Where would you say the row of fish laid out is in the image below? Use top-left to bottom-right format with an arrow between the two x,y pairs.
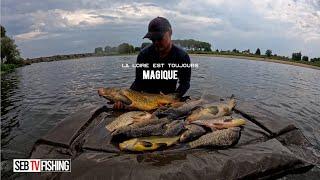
119,127 -> 242,151
100,88 -> 246,152
110,114 -> 245,151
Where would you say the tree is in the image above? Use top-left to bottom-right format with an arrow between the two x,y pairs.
172,39 -> 212,51
118,43 -> 134,54
111,47 -> 117,52
302,56 -> 309,61
232,48 -> 239,53
292,52 -> 302,61
1,36 -> 21,64
255,48 -> 261,55
134,47 -> 141,52
1,25 -> 6,37
265,49 -> 272,57
104,46 -> 112,53
310,57 -> 320,62
1,25 -> 23,64
94,47 -> 104,54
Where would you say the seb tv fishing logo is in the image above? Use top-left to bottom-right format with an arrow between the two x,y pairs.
13,159 -> 71,172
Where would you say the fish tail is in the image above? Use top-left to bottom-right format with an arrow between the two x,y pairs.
200,90 -> 208,100
199,90 -> 211,103
229,98 -> 236,109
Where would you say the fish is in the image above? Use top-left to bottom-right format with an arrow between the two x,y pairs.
111,118 -> 170,139
186,98 -> 236,122
106,111 -> 155,133
179,124 -> 207,143
188,127 -> 241,148
98,87 -> 181,111
98,87 -> 131,104
111,119 -> 185,139
153,97 -> 207,119
163,120 -> 185,136
119,136 -> 180,151
191,116 -> 246,130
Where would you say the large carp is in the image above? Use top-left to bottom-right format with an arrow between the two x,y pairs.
153,97 -> 207,119
188,127 -> 241,148
186,98 -> 236,122
191,116 -> 246,130
106,111 -> 155,133
112,119 -> 184,139
98,87 -> 181,111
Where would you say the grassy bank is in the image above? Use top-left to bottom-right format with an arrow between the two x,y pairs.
189,52 -> 320,70
25,52 -> 138,64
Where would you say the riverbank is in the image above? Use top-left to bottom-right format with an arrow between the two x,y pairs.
3,52 -> 319,73
190,53 -> 320,70
24,52 -> 138,64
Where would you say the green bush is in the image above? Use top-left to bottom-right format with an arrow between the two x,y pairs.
1,63 -> 18,72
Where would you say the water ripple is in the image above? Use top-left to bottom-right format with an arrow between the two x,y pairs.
1,55 -> 320,166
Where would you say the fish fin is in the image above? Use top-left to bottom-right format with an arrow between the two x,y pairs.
180,96 -> 191,102
132,117 -> 141,123
139,141 -> 153,147
212,122 -> 225,129
171,102 -> 184,108
200,90 -> 208,100
223,118 -> 233,122
228,98 -> 236,109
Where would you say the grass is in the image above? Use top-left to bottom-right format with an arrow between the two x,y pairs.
1,63 -> 19,74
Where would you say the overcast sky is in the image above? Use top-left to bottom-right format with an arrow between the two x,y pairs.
1,0 -> 320,58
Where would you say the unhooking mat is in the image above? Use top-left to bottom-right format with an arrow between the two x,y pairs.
28,97 -> 319,180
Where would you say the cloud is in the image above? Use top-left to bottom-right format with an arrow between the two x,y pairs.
251,0 -> 320,42
2,0 -> 320,58
11,3 -> 223,41
15,31 -> 48,41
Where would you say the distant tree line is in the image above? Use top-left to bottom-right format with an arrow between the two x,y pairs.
291,52 -> 320,62
173,39 -> 212,51
310,57 -> 320,62
94,39 -> 213,55
93,40 -> 319,65
211,47 -> 319,63
94,43 -> 136,55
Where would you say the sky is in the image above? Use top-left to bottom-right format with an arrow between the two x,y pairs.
1,0 -> 320,58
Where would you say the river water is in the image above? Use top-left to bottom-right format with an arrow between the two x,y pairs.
1,55 -> 320,178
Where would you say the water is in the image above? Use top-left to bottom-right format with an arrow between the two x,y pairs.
1,55 -> 320,177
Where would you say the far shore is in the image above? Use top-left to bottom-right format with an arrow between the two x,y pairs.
190,53 -> 320,70
18,52 -> 320,71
